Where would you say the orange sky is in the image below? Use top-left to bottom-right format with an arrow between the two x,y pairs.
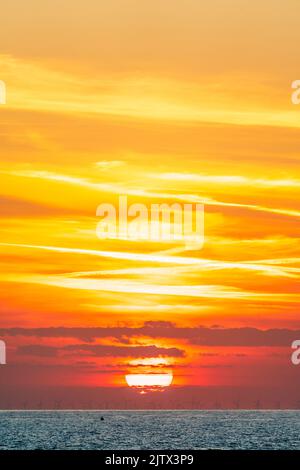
0,1 -> 299,406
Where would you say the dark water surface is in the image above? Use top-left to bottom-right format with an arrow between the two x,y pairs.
0,410 -> 299,450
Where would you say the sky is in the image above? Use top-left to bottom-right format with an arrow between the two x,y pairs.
0,0 -> 300,408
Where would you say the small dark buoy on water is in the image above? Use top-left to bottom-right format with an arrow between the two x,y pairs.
101,416 -> 104,421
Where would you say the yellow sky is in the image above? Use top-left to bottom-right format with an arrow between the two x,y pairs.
0,1 -> 299,391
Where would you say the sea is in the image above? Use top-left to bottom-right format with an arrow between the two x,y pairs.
0,410 -> 299,450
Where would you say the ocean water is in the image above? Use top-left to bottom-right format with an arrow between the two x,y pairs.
0,410 -> 299,450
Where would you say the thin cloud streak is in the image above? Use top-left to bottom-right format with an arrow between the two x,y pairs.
2,271 -> 299,302
2,54 -> 300,129
4,169 -> 300,219
1,243 -> 299,278
158,172 -> 300,188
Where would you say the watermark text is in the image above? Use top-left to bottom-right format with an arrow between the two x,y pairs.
0,80 -> 6,105
96,196 -> 204,249
0,340 -> 6,365
291,80 -> 300,105
291,340 -> 300,365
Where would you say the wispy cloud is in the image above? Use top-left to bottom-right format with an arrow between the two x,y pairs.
1,243 -> 299,278
1,269 -> 299,302
5,168 -> 300,219
2,54 -> 300,129
158,172 -> 300,188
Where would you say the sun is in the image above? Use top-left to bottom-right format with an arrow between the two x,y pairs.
125,373 -> 173,393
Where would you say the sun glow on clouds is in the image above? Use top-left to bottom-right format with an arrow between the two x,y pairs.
129,358 -> 170,367
125,373 -> 173,393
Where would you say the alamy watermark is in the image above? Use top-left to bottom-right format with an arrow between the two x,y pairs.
0,80 -> 6,105
291,80 -> 300,105
96,196 -> 204,249
291,340 -> 300,365
0,340 -> 6,365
